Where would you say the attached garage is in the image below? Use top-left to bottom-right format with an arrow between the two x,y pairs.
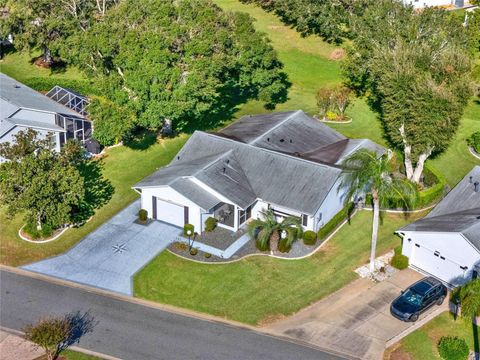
410,242 -> 467,285
153,196 -> 187,228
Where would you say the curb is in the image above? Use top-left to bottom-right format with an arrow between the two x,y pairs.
0,265 -> 356,360
18,225 -> 69,244
0,326 -> 121,360
469,146 -> 480,160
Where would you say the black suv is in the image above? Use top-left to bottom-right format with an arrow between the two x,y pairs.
390,277 -> 447,322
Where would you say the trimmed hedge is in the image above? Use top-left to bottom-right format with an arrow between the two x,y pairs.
437,336 -> 469,360
138,209 -> 148,222
302,230 -> 317,246
204,217 -> 218,232
317,204 -> 353,240
391,246 -> 409,270
416,164 -> 447,208
23,77 -> 100,97
183,224 -> 194,237
190,248 -> 198,256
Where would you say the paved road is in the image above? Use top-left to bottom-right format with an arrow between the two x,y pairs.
0,270 -> 345,360
22,200 -> 179,295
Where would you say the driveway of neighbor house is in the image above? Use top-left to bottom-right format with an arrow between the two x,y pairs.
22,200 -> 180,295
266,269 -> 448,360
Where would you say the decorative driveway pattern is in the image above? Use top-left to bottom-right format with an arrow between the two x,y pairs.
22,200 -> 179,295
266,269 -> 447,360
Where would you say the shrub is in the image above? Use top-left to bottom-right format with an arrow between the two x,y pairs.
278,238 -> 292,253
467,131 -> 480,153
190,248 -> 198,256
23,77 -> 99,96
256,238 -> 269,252
437,336 -> 469,360
391,253 -> 409,270
23,222 -> 54,240
303,230 -> 317,245
183,224 -> 194,237
317,204 -> 353,240
138,209 -> 148,222
325,110 -> 338,121
204,217 -> 218,232
204,252 -> 212,258
173,242 -> 188,251
24,316 -> 72,360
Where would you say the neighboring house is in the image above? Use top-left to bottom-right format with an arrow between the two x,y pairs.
0,73 -> 98,162
397,166 -> 480,287
133,110 -> 384,234
403,0 -> 466,9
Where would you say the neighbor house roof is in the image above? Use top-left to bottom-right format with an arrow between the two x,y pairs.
399,166 -> 480,251
134,110 -> 385,213
0,73 -> 80,116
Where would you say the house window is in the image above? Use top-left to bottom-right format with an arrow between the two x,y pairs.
238,205 -> 252,225
301,214 -> 308,227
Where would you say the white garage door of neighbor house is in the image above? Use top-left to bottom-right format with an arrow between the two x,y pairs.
412,243 -> 465,284
155,199 -> 185,228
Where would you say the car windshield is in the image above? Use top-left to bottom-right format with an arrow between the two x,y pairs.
402,289 -> 423,306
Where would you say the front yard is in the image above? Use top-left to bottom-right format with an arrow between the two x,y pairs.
385,312 -> 479,360
0,135 -> 188,266
134,210 -> 423,325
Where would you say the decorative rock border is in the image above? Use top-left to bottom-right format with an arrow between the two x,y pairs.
469,146 -> 480,160
18,225 -> 69,244
313,115 -> 352,124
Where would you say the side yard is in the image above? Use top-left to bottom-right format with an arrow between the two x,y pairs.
134,210 -> 423,325
385,312 -> 479,360
0,135 -> 188,266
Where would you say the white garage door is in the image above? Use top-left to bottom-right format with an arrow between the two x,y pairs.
412,243 -> 465,284
155,198 -> 185,228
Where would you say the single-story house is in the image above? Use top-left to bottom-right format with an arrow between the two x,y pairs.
0,73 -> 99,162
133,110 -> 384,233
396,166 -> 480,287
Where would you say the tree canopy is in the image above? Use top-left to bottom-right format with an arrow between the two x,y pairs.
63,0 -> 289,145
240,0 -> 373,43
343,0 -> 473,183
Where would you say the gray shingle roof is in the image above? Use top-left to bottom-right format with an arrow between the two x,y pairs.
427,166 -> 480,218
6,117 -> 65,132
0,73 -> 80,116
169,178 -> 220,210
135,131 -> 342,214
0,119 -> 16,138
399,166 -> 480,251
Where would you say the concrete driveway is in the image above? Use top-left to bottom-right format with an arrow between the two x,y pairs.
266,269 -> 448,360
22,200 -> 180,295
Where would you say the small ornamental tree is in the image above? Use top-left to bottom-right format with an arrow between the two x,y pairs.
24,316 -> 72,360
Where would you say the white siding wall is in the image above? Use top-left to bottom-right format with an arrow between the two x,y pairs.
313,179 -> 346,232
402,231 -> 480,285
140,187 -> 203,232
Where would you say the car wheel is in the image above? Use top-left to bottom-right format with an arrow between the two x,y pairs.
436,296 -> 445,306
410,313 -> 419,322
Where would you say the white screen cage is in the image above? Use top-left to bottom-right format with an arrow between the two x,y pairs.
46,86 -> 89,116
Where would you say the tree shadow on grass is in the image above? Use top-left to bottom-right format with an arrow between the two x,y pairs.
124,129 -> 157,151
71,158 -> 114,225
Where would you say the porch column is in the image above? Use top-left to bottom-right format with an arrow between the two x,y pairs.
234,206 -> 239,231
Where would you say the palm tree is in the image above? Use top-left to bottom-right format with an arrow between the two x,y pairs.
451,278 -> 480,357
339,149 -> 415,273
247,209 -> 302,253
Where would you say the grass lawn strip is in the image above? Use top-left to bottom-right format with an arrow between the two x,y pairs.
386,312 -> 479,360
134,210 -> 423,325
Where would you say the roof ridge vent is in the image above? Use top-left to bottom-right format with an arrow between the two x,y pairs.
474,181 -> 479,193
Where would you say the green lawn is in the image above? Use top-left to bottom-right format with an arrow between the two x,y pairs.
0,135 -> 188,266
386,312 -> 479,360
60,349 -> 104,360
0,51 -> 83,83
134,210 -> 421,325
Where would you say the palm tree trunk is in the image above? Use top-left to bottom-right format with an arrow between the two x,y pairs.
370,190 -> 380,273
473,317 -> 479,360
270,230 -> 279,253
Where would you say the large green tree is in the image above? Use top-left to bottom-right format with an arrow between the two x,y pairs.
0,130 -> 84,230
240,0 -> 372,44
64,0 -> 288,145
340,149 -> 415,272
344,0 -> 473,184
0,0 -> 116,64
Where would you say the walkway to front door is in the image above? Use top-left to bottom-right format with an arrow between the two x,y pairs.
22,200 -> 180,295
